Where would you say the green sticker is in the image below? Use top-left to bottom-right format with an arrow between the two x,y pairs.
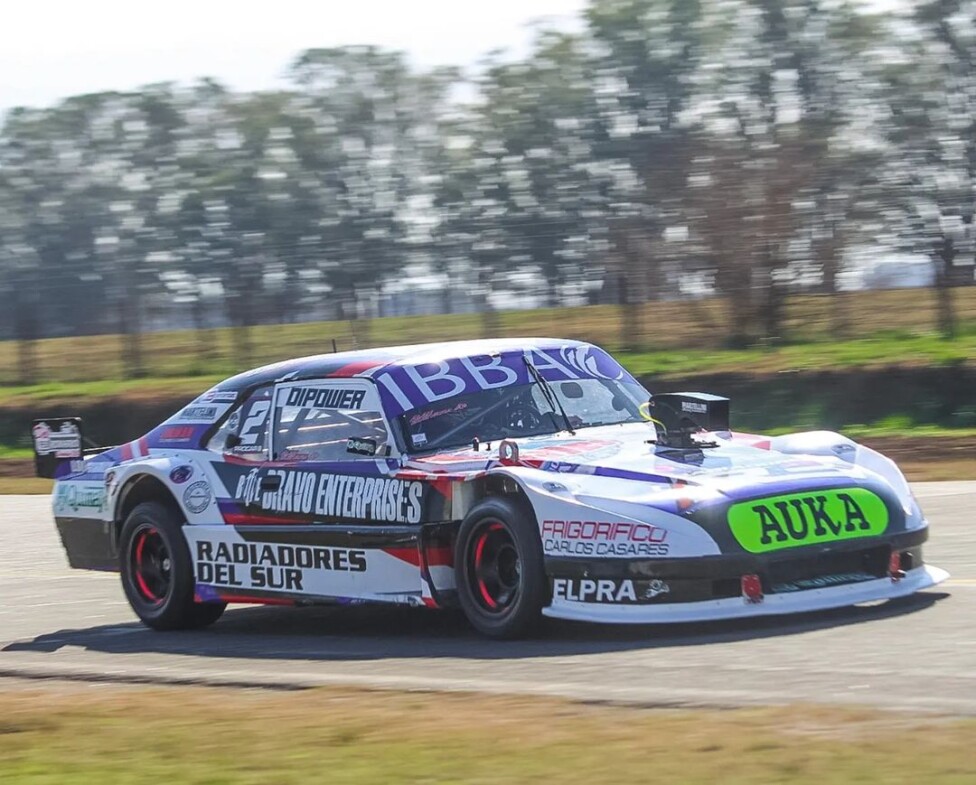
727,488 -> 889,554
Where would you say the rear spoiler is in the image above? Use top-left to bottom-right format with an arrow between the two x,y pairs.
31,418 -> 112,479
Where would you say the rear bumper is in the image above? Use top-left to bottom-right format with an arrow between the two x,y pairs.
544,564 -> 949,624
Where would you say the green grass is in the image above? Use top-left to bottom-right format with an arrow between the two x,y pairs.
1,684 -> 975,784
0,331 -> 974,409
0,376 -> 223,407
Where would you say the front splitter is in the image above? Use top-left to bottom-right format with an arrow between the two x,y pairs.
542,565 -> 949,624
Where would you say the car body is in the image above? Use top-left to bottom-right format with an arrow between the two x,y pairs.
35,338 -> 948,637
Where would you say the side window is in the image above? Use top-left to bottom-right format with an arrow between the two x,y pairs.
207,386 -> 273,462
273,382 -> 390,462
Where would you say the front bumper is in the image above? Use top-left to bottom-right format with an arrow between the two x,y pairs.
544,564 -> 948,624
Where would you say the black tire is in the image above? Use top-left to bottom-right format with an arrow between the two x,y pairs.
455,495 -> 546,639
119,501 -> 226,631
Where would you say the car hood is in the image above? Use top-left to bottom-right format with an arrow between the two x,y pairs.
406,424 -> 920,557
406,422 -> 875,494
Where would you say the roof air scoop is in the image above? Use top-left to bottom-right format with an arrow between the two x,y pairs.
649,392 -> 730,450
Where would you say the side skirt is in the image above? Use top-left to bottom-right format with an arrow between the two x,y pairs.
55,516 -> 117,571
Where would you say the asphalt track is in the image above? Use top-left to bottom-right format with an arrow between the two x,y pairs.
1,484 -> 974,713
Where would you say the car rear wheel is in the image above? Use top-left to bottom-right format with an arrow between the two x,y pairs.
455,495 -> 546,639
120,501 -> 225,630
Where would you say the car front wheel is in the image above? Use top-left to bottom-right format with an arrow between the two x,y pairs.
455,495 -> 546,639
119,501 -> 225,630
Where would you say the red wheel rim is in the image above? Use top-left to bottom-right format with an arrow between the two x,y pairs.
470,521 -> 520,613
131,526 -> 171,606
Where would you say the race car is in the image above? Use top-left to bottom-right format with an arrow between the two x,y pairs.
34,338 -> 948,638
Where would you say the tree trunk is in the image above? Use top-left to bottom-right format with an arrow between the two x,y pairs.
758,244 -> 785,344
343,289 -> 373,349
818,230 -> 848,339
232,319 -> 252,369
618,271 -> 642,353
935,237 -> 957,339
118,279 -> 145,379
13,296 -> 38,385
192,296 -> 213,364
225,291 -> 252,369
479,294 -> 500,338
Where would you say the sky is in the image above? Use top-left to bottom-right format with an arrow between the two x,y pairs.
0,0 -> 587,113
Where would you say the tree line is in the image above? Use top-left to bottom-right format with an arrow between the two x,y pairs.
0,0 -> 973,381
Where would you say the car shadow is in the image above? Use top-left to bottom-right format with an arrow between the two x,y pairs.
4,591 -> 949,662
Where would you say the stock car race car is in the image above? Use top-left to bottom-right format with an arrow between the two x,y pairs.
34,338 -> 948,638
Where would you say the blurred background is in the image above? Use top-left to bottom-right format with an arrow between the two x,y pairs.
0,0 -> 974,465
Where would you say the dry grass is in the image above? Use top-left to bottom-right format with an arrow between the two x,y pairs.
4,287 -> 976,385
0,681 -> 974,784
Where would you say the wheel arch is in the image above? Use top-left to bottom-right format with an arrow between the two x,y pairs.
458,471 -> 537,524
113,474 -> 184,550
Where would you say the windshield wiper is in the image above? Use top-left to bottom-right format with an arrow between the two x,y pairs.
523,356 -> 576,436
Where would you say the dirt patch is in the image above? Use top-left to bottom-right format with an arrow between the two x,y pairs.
859,435 -> 976,480
0,459 -> 34,478
859,435 -> 976,464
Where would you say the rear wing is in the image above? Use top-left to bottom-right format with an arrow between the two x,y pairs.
31,418 -> 111,479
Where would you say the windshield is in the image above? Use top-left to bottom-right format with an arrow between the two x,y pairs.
400,378 -> 648,453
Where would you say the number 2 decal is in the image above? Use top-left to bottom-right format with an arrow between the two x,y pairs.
238,400 -> 271,446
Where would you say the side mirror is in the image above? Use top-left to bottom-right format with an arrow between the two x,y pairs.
225,432 -> 242,450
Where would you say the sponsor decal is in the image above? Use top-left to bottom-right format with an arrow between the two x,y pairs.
376,346 -> 637,414
539,461 -> 581,473
552,578 -> 671,604
772,572 -> 877,593
278,449 -> 313,462
234,468 -> 424,524
283,386 -> 366,410
681,401 -> 708,414
32,422 -> 51,453
727,488 -> 889,554
183,480 -> 212,514
643,579 -> 670,599
33,421 -> 82,458
227,410 -> 240,433
200,390 -> 238,403
179,405 -> 219,422
194,540 -> 367,593
160,425 -> 196,443
169,465 -> 194,484
408,401 -> 468,426
346,437 -> 377,457
542,519 -> 669,557
411,433 -> 428,447
54,482 -> 105,515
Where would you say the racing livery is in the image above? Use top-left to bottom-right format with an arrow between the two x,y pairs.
34,338 -> 948,638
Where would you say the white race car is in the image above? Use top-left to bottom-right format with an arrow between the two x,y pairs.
35,338 -> 948,638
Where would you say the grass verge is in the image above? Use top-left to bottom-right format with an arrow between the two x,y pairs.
2,332 -> 976,403
2,287 -> 976,389
0,478 -> 52,494
0,682 -> 974,784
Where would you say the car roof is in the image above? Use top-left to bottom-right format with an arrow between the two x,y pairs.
214,337 -> 593,393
